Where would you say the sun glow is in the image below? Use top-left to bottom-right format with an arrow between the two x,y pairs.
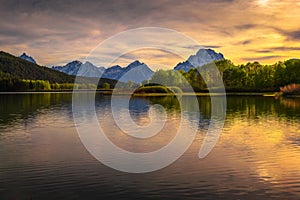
257,0 -> 269,6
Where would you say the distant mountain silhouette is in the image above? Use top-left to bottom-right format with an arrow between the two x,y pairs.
52,61 -> 105,77
52,60 -> 154,83
174,49 -> 224,72
19,52 -> 37,64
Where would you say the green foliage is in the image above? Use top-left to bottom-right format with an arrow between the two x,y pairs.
284,59 -> 300,84
182,68 -> 206,90
223,66 -> 247,88
23,80 -> 51,90
151,69 -> 188,87
134,85 -> 176,94
51,83 -> 97,90
148,58 -> 300,92
0,78 -> 51,91
103,82 -> 111,89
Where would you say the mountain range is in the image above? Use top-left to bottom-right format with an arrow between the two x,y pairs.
52,60 -> 154,83
52,61 -> 105,77
18,48 -> 225,83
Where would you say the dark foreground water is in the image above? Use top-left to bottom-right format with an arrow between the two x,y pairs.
0,93 -> 299,200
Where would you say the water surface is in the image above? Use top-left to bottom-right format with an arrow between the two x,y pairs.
0,93 -> 299,199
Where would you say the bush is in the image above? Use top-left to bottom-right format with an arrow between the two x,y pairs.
134,85 -> 178,94
280,84 -> 300,95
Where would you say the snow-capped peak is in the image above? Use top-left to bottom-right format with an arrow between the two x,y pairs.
174,48 -> 224,72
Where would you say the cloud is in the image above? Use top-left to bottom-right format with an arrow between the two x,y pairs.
252,47 -> 300,53
254,50 -> 272,53
235,24 -> 258,30
202,45 -> 223,49
241,39 -> 253,45
272,27 -> 300,41
0,0 -> 299,67
243,55 -> 282,61
281,30 -> 300,41
181,44 -> 222,50
272,46 -> 300,51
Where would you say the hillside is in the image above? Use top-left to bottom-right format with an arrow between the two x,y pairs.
0,51 -> 78,83
0,51 -> 118,87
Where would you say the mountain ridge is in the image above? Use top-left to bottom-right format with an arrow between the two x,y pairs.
174,49 -> 224,72
52,59 -> 154,83
19,52 -> 37,64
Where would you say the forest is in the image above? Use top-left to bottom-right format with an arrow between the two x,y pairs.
0,70 -> 114,91
148,58 -> 300,92
0,70 -> 116,91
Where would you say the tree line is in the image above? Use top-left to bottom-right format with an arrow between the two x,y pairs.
0,71 -> 115,91
148,58 -> 300,92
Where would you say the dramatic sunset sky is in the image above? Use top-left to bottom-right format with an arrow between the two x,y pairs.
0,0 -> 299,69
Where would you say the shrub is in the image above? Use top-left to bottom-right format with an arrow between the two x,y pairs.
280,84 -> 300,95
134,85 -> 172,94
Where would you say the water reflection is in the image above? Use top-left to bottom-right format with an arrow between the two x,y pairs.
0,93 -> 73,127
280,97 -> 300,110
0,93 -> 299,199
1,94 -> 300,127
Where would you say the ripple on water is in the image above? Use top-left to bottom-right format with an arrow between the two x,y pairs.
0,94 -> 299,199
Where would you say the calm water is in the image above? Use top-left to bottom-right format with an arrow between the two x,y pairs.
0,93 -> 299,200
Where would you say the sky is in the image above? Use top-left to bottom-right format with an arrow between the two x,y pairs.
0,0 -> 300,69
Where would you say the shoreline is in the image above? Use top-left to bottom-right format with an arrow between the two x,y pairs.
0,90 -> 297,97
